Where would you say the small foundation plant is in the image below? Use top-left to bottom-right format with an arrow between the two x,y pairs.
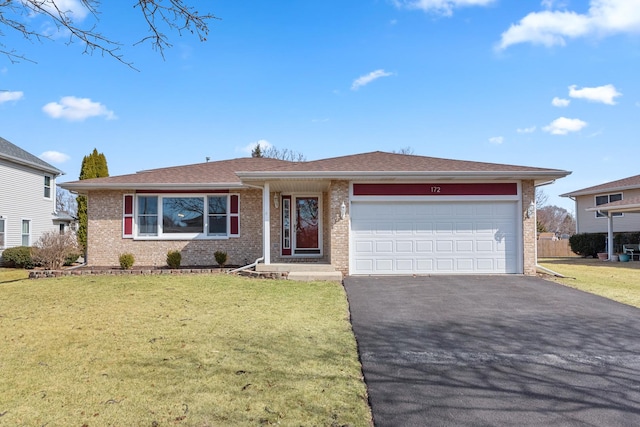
166,250 -> 182,269
119,253 -> 135,270
214,250 -> 228,268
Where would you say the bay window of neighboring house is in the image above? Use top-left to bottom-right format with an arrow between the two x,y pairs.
129,194 -> 239,239
595,193 -> 623,218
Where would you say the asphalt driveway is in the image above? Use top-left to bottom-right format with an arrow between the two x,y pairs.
344,275 -> 640,427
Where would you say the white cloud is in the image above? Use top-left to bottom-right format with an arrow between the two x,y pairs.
40,151 -> 70,164
568,84 -> 621,105
498,0 -> 640,50
37,0 -> 89,21
517,126 -> 537,133
241,139 -> 273,154
0,91 -> 24,103
393,0 -> 495,16
543,117 -> 587,135
42,96 -> 116,121
351,69 -> 394,90
552,97 -> 570,107
489,136 -> 504,144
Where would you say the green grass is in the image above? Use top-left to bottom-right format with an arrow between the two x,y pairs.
0,267 -> 30,283
539,257 -> 640,308
0,273 -> 372,426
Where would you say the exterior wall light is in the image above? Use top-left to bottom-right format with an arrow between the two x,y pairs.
273,193 -> 280,209
526,200 -> 536,219
340,201 -> 347,220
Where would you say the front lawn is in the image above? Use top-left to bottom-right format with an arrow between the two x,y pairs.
0,273 -> 372,426
538,257 -> 640,308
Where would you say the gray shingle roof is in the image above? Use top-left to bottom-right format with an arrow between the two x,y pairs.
0,136 -> 63,175
61,151 -> 571,193
560,174 -> 640,197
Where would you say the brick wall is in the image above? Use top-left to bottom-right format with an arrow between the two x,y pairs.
328,180 -> 349,275
522,180 -> 536,275
87,189 -> 263,267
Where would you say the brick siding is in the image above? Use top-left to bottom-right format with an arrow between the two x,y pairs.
522,180 -> 536,275
87,189 -> 263,267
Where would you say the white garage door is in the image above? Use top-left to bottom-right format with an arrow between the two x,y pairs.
351,201 -> 519,275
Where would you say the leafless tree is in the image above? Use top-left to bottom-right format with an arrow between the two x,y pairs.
392,146 -> 415,155
263,146 -> 307,162
56,188 -> 78,216
0,1 -> 218,67
537,205 -> 576,236
535,188 -> 549,208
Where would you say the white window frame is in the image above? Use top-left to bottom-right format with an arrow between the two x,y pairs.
22,219 -> 31,246
0,217 -> 5,249
595,193 -> 623,218
44,175 -> 53,199
134,194 -> 239,240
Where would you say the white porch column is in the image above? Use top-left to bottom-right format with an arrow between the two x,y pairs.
608,212 -> 614,261
263,182 -> 271,265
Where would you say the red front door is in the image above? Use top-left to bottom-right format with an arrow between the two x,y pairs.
295,197 -> 319,251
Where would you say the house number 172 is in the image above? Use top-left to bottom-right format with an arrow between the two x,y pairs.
431,186 -> 441,193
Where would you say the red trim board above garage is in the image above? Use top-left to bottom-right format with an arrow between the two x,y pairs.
352,183 -> 518,196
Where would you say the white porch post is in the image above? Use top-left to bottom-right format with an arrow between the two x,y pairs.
608,212 -> 614,261
263,182 -> 271,265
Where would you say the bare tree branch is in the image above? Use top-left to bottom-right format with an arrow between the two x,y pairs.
0,1 -> 218,68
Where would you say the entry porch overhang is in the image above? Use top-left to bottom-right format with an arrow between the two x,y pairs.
586,196 -> 640,260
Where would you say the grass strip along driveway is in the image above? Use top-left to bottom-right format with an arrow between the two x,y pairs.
0,272 -> 371,426
538,257 -> 640,308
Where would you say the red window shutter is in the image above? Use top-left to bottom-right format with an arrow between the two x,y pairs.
230,194 -> 239,236
230,194 -> 239,214
123,194 -> 134,238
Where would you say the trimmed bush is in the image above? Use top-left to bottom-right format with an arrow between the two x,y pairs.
214,250 -> 228,267
2,246 -> 34,269
119,253 -> 135,270
166,250 -> 182,269
64,253 -> 81,266
569,233 -> 606,258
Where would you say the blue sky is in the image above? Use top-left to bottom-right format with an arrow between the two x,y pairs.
1,0 -> 640,213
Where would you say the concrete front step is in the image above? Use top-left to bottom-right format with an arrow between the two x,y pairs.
254,263 -> 343,282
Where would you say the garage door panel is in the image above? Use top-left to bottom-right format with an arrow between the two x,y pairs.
436,258 -> 454,271
436,240 -> 454,252
436,222 -> 454,234
416,240 -> 433,252
351,201 -> 518,274
416,259 -> 434,271
396,259 -> 414,271
456,258 -> 475,271
355,240 -> 374,253
375,259 -> 394,271
396,240 -> 414,252
456,240 -> 474,252
375,240 -> 394,253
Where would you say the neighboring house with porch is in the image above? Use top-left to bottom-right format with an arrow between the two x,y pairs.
560,174 -> 640,234
61,151 -> 569,276
0,137 -> 64,255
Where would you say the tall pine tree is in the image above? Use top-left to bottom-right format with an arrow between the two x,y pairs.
77,149 -> 109,254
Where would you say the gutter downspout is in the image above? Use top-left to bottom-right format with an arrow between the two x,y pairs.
535,264 -> 566,278
228,256 -> 264,274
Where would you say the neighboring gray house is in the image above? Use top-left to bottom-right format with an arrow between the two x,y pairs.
0,137 -> 64,255
561,174 -> 640,234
